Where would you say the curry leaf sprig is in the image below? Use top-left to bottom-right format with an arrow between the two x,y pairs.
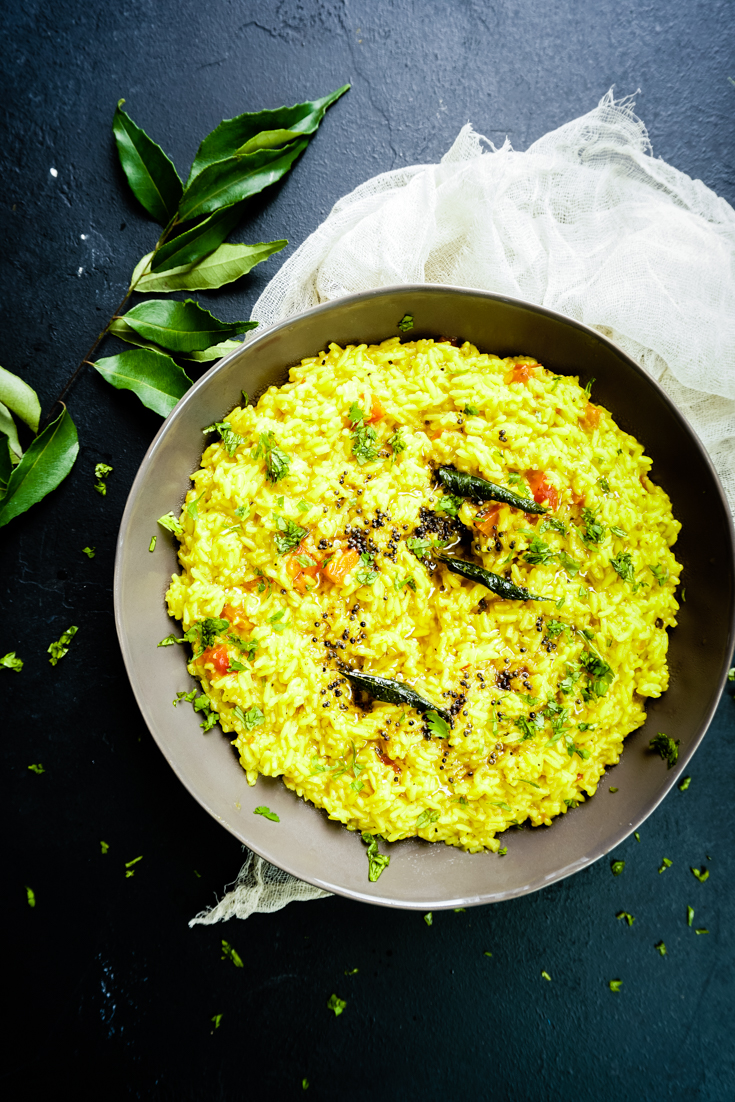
0,86 -> 348,529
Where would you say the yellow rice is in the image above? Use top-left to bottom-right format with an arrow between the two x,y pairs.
165,338 -> 681,853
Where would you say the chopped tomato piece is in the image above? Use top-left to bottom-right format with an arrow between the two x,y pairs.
475,504 -> 501,536
364,396 -> 385,423
324,547 -> 359,585
507,362 -> 536,385
525,470 -> 559,511
571,490 -> 586,507
375,743 -> 402,774
582,402 -> 600,428
200,645 -> 230,676
220,603 -> 249,631
288,534 -> 321,593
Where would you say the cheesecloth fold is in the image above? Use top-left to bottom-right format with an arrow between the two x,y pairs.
191,89 -> 735,926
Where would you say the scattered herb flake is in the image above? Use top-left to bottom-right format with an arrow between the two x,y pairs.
649,732 -> 680,768
524,535 -> 555,566
221,940 -> 244,968
610,551 -> 635,583
659,858 -> 673,873
691,866 -> 709,883
435,494 -> 462,518
327,994 -> 346,1016
695,928 -> 709,935
148,535 -> 156,551
617,911 -> 635,926
426,710 -> 451,739
202,420 -> 245,456
687,906 -> 694,927
100,841 -> 109,854
82,545 -> 95,558
558,551 -> 580,577
609,979 -> 622,992
609,786 -> 618,793
361,831 -> 390,881
610,525 -> 627,537
254,805 -> 279,822
1,651 -> 23,672
28,763 -> 44,774
26,886 -> 35,908
583,378 -> 595,398
233,704 -> 265,731
387,427 -> 407,454
211,1013 -> 223,1030
464,404 -> 480,416
349,404 -> 380,465
597,476 -> 610,493
634,832 -> 640,842
424,912 -> 433,926
48,625 -> 78,666
611,860 -> 625,876
580,506 -> 604,545
541,971 -> 552,982
94,462 -> 113,495
158,634 -> 184,647
679,776 -> 691,791
158,511 -> 183,536
397,314 -> 414,332
253,431 -> 291,482
484,951 -> 493,957
498,846 -> 508,856
344,968 -> 359,976
416,809 -> 440,829
187,492 -> 204,518
655,941 -> 667,957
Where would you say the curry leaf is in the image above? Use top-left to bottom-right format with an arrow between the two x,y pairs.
112,100 -> 183,223
178,140 -> 309,221
0,365 -> 41,433
0,401 -> 22,460
123,299 -> 251,353
135,241 -> 286,293
0,407 -> 78,529
184,339 -> 244,362
187,85 -> 350,182
92,349 -> 191,417
108,317 -> 164,352
150,205 -> 243,272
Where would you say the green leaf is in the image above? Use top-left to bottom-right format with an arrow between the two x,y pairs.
0,365 -> 41,433
237,128 -> 303,154
0,438 -> 14,487
150,205 -> 243,272
130,251 -> 154,289
178,140 -> 309,221
92,349 -> 192,417
187,85 -> 350,183
108,316 -> 163,352
184,339 -> 244,362
135,241 -> 286,293
0,407 -> 78,529
123,299 -> 251,353
0,400 -> 22,460
112,99 -> 183,223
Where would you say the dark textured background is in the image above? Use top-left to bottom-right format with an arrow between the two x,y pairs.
2,2 -> 734,1099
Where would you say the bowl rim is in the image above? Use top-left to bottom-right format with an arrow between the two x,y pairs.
113,283 -> 735,908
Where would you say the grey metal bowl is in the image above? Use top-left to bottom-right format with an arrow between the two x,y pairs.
114,285 -> 735,909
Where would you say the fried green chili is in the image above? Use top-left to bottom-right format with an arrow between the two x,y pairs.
436,466 -> 547,514
437,556 -> 548,601
343,669 -> 452,724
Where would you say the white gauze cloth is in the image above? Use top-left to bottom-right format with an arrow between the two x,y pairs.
192,90 -> 735,925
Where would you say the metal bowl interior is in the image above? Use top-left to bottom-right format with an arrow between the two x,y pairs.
114,286 -> 735,909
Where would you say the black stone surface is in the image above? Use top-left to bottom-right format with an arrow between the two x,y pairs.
2,2 -> 734,1098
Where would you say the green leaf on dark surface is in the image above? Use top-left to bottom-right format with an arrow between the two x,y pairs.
0,437 -> 15,487
135,241 -> 286,293
123,299 -> 250,354
0,407 -> 78,529
186,85 -> 350,183
107,316 -> 165,352
92,349 -> 192,417
237,128 -> 303,154
184,339 -> 244,362
112,100 -> 183,223
0,365 -> 41,433
150,206 -> 243,272
179,140 -> 309,222
0,401 -> 22,461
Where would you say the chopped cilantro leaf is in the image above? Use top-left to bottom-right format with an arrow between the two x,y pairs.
349,405 -> 380,465
610,525 -> 627,537
691,866 -> 709,883
649,562 -> 669,586
634,831 -> 640,842
464,404 -> 480,416
202,420 -> 245,456
609,786 -> 619,793
695,929 -> 709,935
580,507 -> 604,545
361,831 -> 390,881
148,535 -> 156,552
82,546 -> 95,558
545,619 -> 570,639
25,886 -> 35,908
610,551 -> 635,583
498,846 -> 508,856
484,951 -> 493,957
273,515 -> 308,555
233,704 -> 265,731
302,1078 -> 309,1090
426,711 -> 450,739
583,378 -> 595,398
211,1014 -> 223,1030
558,551 -> 580,577
436,494 -> 462,517
679,776 -> 691,791
227,658 -> 245,672
658,858 -> 673,874
687,906 -> 694,927
184,617 -> 229,654
221,940 -> 244,968
355,552 -> 378,586
387,427 -> 407,454
424,912 -> 433,926
187,492 -> 204,518
617,911 -> 635,926
564,799 -> 578,809
579,649 -> 614,698
234,504 -> 250,519
327,993 -> 346,1016
609,980 -> 622,992
649,732 -> 680,768
610,860 -> 625,876
597,476 -> 610,493
729,667 -> 735,681
540,517 -> 566,535
158,634 -> 184,647
394,576 -> 417,591
28,763 -> 44,774
541,971 -> 552,982
100,841 -> 109,854
158,511 -> 183,536
417,809 -> 440,829
655,941 -> 667,957
524,536 -> 555,565
296,500 -> 311,512
94,462 -> 113,495
48,625 -> 78,666
344,968 -> 359,976
397,314 -> 414,332
173,689 -> 197,706
252,431 -> 291,482
507,472 -> 531,497
1,651 -> 23,672
254,805 -> 280,822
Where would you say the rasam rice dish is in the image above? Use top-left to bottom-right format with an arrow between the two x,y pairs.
164,338 -> 681,854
